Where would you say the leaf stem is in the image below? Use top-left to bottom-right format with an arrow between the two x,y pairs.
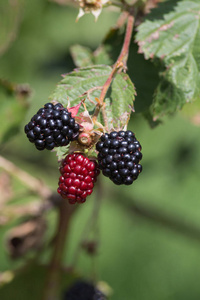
117,10 -> 135,68
98,11 -> 135,131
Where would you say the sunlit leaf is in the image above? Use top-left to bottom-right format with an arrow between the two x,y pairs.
136,0 -> 200,117
50,65 -> 135,132
104,73 -> 136,130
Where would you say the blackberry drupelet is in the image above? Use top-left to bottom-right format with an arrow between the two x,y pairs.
24,102 -> 80,150
63,280 -> 106,300
96,130 -> 142,185
58,153 -> 100,204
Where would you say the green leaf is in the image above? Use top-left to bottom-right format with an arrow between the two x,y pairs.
50,65 -> 136,131
104,73 -> 136,130
136,0 -> 200,117
93,46 -> 113,65
50,65 -> 112,114
70,44 -> 113,68
70,45 -> 94,68
54,145 -> 70,161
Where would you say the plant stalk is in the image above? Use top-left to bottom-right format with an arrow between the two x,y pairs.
42,200 -> 76,300
98,12 -> 135,130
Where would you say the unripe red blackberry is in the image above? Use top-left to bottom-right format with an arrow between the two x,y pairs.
24,102 -> 80,150
63,280 -> 106,300
96,130 -> 142,185
58,153 -> 100,204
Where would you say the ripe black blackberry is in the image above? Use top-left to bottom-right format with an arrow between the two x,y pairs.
63,280 -> 106,300
96,130 -> 142,185
24,102 -> 80,150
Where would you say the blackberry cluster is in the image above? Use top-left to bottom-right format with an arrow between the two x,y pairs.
63,280 -> 106,300
96,130 -> 142,185
24,102 -> 79,150
58,153 -> 100,204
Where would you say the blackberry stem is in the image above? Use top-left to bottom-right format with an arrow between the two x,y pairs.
97,11 -> 135,131
42,200 -> 77,300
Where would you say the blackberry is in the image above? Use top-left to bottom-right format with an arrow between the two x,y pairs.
58,153 -> 100,204
63,280 -> 106,300
24,102 -> 80,150
96,130 -> 142,185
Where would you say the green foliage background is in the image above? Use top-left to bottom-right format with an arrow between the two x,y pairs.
1,1 -> 200,299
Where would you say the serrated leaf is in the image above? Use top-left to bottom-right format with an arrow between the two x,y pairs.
50,65 -> 136,133
104,73 -> 136,130
136,0 -> 200,117
50,65 -> 112,114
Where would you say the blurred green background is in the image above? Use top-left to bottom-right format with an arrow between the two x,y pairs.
1,1 -> 200,299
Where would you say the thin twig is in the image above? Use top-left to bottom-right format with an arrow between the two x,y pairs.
0,156 -> 52,200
